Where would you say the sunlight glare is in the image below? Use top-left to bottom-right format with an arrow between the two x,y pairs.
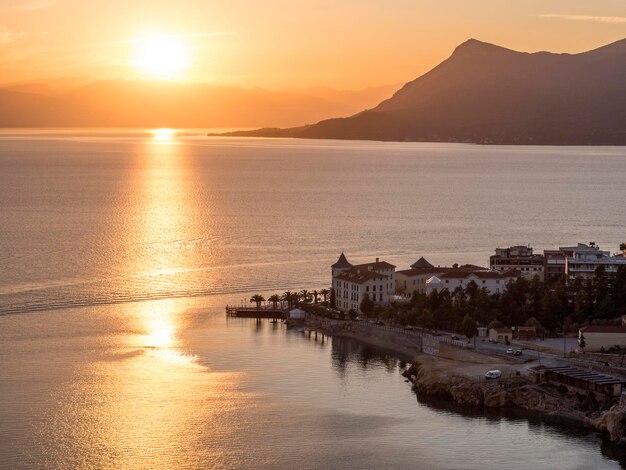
133,34 -> 189,79
152,128 -> 176,141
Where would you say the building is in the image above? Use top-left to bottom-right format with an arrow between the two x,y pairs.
490,245 -> 544,280
425,269 -> 518,296
543,244 -> 597,281
489,327 -> 513,343
516,326 -> 537,340
543,249 -> 570,281
543,366 -> 626,397
579,325 -> 626,352
331,253 -> 396,313
566,243 -> 626,281
395,257 -> 485,295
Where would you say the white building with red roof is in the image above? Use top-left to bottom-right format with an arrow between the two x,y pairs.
425,269 -> 518,295
395,257 -> 487,295
579,325 -> 626,352
331,253 -> 396,313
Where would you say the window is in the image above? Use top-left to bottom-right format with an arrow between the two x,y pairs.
482,280 -> 486,284
445,280 -> 449,284
373,285 -> 376,291
366,286 -> 369,292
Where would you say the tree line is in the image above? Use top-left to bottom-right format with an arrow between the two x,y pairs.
355,265 -> 626,337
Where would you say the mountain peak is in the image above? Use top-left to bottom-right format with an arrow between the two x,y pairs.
451,38 -> 517,57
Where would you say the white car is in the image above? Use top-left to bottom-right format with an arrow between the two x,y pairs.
506,348 -> 514,354
485,370 -> 502,379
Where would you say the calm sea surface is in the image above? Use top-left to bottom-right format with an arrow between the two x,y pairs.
1,130 -> 626,469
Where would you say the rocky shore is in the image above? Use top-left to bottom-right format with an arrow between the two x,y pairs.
403,359 -> 626,445
306,317 -> 626,446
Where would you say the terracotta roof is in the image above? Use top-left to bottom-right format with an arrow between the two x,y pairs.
410,257 -> 434,269
439,270 -> 517,280
492,327 -> 513,333
397,267 -> 454,277
580,325 -> 626,334
335,268 -> 389,285
331,252 -> 352,269
397,265 -> 489,277
351,261 -> 396,271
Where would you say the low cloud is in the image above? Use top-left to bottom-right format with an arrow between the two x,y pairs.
539,14 -> 626,24
0,26 -> 24,44
7,0 -> 55,11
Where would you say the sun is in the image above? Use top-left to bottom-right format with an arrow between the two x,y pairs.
133,33 -> 189,79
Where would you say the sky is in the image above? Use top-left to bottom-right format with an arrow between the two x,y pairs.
1,0 -> 626,90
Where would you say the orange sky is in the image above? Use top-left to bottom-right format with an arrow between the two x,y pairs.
1,0 -> 625,89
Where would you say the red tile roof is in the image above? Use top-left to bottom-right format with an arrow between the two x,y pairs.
492,327 -> 513,333
335,268 -> 389,285
352,261 -> 396,271
580,325 -> 626,334
397,265 -> 488,277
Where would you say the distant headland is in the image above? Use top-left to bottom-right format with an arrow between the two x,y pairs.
215,38 -> 626,145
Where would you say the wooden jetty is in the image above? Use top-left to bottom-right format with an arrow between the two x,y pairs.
225,305 -> 286,319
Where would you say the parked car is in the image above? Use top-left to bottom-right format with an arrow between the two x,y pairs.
506,348 -> 514,354
485,370 -> 502,379
376,321 -> 385,326
451,335 -> 460,340
404,325 -> 414,331
513,349 -> 522,356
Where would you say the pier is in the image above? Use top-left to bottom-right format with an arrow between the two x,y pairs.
225,305 -> 286,319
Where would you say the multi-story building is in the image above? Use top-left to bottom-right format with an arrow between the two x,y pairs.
395,257 -> 486,295
331,253 -> 396,313
566,243 -> 626,281
544,243 -> 604,281
490,245 -> 544,280
425,269 -> 518,296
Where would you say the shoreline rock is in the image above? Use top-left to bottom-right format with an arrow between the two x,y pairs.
308,320 -> 626,445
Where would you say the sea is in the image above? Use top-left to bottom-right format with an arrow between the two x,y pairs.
1,129 -> 626,469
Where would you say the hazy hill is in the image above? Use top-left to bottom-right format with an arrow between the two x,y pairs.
224,38 -> 626,144
0,80 -> 397,128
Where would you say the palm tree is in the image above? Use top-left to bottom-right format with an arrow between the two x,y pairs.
268,294 -> 281,310
250,294 -> 265,310
312,290 -> 320,304
282,291 -> 295,309
320,288 -> 330,303
299,289 -> 311,305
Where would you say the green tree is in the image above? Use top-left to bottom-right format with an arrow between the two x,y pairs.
418,308 -> 435,331
593,265 -> 609,310
579,332 -> 586,352
465,280 -> 479,302
268,294 -> 281,310
299,289 -> 311,304
282,291 -> 296,309
311,290 -> 320,304
462,314 -> 477,339
320,288 -> 330,303
360,294 -> 374,318
250,294 -> 265,310
611,266 -> 626,316
329,288 -> 336,309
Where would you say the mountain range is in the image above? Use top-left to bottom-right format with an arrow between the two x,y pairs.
222,38 -> 626,145
0,81 -> 397,129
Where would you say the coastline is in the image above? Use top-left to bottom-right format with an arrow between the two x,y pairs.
304,316 -> 626,447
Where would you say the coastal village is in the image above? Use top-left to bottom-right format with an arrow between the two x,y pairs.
331,242 -> 626,352
229,241 -> 626,444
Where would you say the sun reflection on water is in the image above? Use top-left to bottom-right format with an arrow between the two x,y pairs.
151,128 -> 175,142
